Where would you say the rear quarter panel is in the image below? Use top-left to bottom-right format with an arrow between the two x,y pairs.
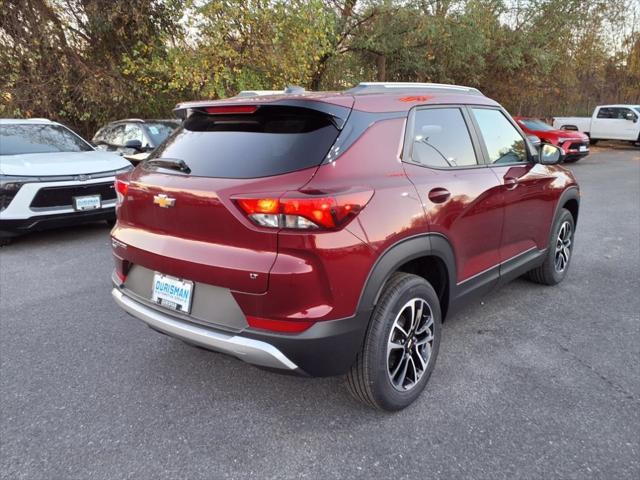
234,117 -> 428,322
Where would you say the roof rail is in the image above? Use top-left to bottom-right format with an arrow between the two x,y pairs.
113,118 -> 146,123
284,85 -> 305,94
234,86 -> 306,98
346,82 -> 484,96
235,90 -> 284,97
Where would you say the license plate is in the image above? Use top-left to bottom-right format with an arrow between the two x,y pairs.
579,145 -> 588,152
151,273 -> 194,314
73,194 -> 101,211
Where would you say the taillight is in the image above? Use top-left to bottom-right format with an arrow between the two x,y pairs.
233,190 -> 373,230
115,178 -> 128,205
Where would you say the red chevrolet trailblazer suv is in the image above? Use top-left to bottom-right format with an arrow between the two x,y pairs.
514,117 -> 590,163
111,82 -> 579,411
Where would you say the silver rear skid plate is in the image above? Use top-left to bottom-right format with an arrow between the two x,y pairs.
112,288 -> 298,371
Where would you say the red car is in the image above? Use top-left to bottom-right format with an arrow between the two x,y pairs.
111,83 -> 579,411
515,117 -> 590,163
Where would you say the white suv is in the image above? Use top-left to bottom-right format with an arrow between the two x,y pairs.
0,119 -> 131,245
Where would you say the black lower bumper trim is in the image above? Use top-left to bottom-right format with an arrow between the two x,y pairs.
241,309 -> 373,377
0,209 -> 115,237
113,281 -> 372,377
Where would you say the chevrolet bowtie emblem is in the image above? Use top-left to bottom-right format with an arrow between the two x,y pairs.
153,194 -> 176,208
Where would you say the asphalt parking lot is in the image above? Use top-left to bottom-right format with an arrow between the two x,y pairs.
1,145 -> 639,480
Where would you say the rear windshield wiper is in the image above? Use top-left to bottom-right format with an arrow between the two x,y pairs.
145,157 -> 191,174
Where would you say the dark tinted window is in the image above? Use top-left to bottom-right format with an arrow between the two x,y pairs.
612,107 -> 635,119
148,106 -> 340,178
595,107 -> 638,119
597,107 -> 613,119
410,108 -> 477,168
472,108 -> 527,164
0,124 -> 93,155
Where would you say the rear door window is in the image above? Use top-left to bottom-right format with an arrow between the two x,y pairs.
597,108 -> 613,119
408,107 -> 478,168
147,106 -> 340,178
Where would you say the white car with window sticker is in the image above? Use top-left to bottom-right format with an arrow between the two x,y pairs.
0,118 -> 132,245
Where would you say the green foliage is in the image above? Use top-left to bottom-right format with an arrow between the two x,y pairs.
1,0 -> 638,137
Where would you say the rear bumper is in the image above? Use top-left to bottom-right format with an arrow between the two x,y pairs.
0,209 -> 114,237
112,286 -> 370,376
112,288 -> 300,371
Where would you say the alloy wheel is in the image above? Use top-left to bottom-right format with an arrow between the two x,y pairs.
555,220 -> 572,273
386,298 -> 435,391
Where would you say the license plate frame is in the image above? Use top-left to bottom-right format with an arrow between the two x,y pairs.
151,273 -> 194,314
73,194 -> 101,211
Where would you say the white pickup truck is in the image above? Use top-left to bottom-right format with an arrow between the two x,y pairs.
553,104 -> 640,145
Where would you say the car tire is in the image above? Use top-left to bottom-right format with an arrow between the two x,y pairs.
346,272 -> 441,411
563,157 -> 580,163
0,237 -> 12,247
526,208 -> 575,285
105,219 -> 116,228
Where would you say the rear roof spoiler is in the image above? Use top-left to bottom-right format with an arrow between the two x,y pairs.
173,98 -> 352,129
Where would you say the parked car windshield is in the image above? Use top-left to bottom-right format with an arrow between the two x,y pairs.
0,124 -> 93,155
519,119 -> 555,131
145,121 -> 179,146
147,106 -> 340,178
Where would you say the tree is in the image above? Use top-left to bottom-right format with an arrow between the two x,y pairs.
1,0 -> 637,136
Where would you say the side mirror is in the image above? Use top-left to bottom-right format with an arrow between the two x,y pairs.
124,139 -> 143,151
625,112 -> 638,122
538,143 -> 563,165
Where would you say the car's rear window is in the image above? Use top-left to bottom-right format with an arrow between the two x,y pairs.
145,121 -> 179,146
146,106 -> 340,178
0,124 -> 93,155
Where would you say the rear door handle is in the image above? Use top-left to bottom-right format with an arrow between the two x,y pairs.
428,187 -> 451,204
